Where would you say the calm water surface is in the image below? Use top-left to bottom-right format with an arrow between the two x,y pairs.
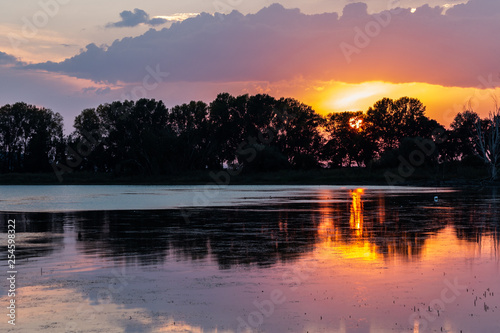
0,185 -> 499,333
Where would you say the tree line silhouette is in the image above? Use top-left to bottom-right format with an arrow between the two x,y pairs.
0,93 -> 498,179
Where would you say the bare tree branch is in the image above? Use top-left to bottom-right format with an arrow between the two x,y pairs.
469,100 -> 500,180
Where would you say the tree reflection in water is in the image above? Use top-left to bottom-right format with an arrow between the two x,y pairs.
1,188 -> 498,268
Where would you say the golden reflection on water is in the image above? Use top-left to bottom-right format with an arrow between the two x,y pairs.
316,187 -> 500,265
349,188 -> 364,237
317,188 -> 381,262
156,321 -> 205,332
413,319 -> 420,333
313,189 -> 499,333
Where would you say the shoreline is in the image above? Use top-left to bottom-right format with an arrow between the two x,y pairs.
0,168 -> 497,188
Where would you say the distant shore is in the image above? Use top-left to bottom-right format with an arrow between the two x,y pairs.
0,167 -> 496,188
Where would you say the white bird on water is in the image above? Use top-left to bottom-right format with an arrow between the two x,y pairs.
434,196 -> 438,202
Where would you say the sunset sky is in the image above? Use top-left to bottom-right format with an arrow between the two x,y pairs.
1,0 -> 500,131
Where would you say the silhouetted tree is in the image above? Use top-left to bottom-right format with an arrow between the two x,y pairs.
366,97 -> 435,153
440,110 -> 482,166
324,111 -> 376,167
0,102 -> 64,173
208,93 -> 246,167
208,94 -> 323,171
237,145 -> 290,172
169,101 -> 213,170
69,99 -> 174,176
69,108 -> 107,172
274,98 -> 324,169
5,94 -> 494,180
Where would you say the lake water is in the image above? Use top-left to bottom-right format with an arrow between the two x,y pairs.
0,185 -> 499,333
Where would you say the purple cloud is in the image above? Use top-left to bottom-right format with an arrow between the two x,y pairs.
106,8 -> 167,28
24,2 -> 500,89
0,51 -> 21,66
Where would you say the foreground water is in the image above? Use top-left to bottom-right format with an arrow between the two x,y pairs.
0,185 -> 499,332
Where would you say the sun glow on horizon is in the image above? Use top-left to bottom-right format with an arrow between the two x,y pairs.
349,117 -> 363,130
326,82 -> 389,112
294,80 -> 500,127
